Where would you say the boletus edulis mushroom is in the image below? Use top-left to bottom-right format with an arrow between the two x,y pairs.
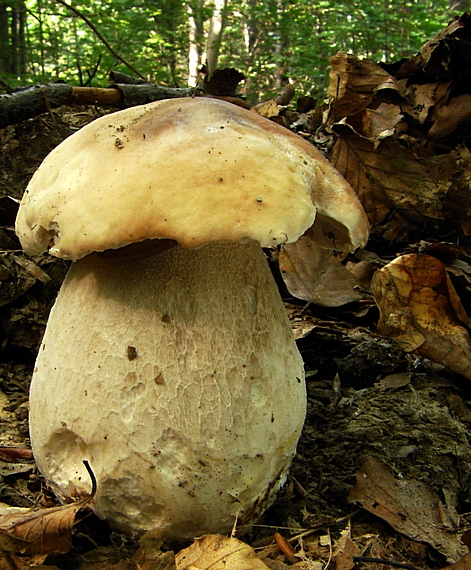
15,97 -> 369,541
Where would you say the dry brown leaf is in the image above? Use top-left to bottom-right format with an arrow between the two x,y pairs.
274,84 -> 295,106
335,103 -> 403,143
330,133 -> 462,241
13,255 -> 51,284
349,456 -> 466,562
429,94 -> 471,139
0,448 -> 33,461
0,461 -> 95,565
371,254 -> 471,379
333,536 -> 360,570
251,99 -> 280,119
251,85 -> 295,120
401,82 -> 441,124
175,534 -> 270,570
279,236 -> 362,307
328,52 -> 404,122
401,13 -> 471,82
443,551 -> 471,570
0,500 -> 89,564
127,548 -> 176,570
446,145 -> 471,237
126,531 -> 176,570
374,372 -> 412,391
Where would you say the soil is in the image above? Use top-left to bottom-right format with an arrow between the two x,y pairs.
1,108 -> 470,569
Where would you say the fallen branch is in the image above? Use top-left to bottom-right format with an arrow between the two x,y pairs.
0,83 -> 193,129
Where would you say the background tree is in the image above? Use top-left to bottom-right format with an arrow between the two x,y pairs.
0,0 -> 469,102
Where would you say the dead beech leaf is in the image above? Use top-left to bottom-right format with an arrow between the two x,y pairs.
279,236 -> 362,307
251,99 -> 279,119
0,461 -> 95,564
333,536 -> 360,570
328,51 -> 404,122
401,82 -> 440,124
371,254 -> 471,379
252,85 -> 295,119
443,552 -> 471,570
349,456 -> 466,562
175,534 -> 269,570
446,145 -> 471,237
429,93 -> 471,139
13,255 -> 51,284
0,498 -> 91,564
403,13 -> 470,83
335,103 -> 403,143
274,84 -> 295,106
330,133 -> 462,241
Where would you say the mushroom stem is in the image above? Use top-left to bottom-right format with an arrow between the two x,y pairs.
30,239 -> 306,540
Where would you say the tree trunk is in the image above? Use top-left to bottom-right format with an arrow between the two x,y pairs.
205,0 -> 226,76
11,0 -> 26,76
241,0 -> 259,96
36,0 -> 45,77
274,0 -> 287,90
0,2 -> 10,74
187,0 -> 204,87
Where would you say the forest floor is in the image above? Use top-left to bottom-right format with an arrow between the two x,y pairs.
0,106 -> 470,570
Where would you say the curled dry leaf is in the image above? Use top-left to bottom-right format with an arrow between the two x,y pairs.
252,85 -> 295,119
328,51 -> 404,123
0,501 -> 88,564
0,461 -> 95,565
371,254 -> 471,380
429,93 -> 471,139
330,132 -> 464,242
251,98 -> 280,119
279,233 -> 362,307
175,534 -> 270,570
325,37 -> 471,243
349,456 -> 466,562
395,13 -> 471,84
335,103 -> 403,143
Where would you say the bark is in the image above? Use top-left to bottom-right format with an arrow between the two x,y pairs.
241,0 -> 260,96
0,84 -> 193,129
274,0 -> 287,90
205,0 -> 227,76
187,1 -> 204,87
11,0 -> 26,76
0,2 -> 9,74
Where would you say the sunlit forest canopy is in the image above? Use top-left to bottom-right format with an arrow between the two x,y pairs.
0,0 -> 469,102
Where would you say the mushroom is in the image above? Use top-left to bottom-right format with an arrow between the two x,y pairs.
15,97 -> 369,540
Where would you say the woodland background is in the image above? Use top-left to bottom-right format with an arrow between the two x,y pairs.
0,0 -> 470,102
4,1 -> 471,568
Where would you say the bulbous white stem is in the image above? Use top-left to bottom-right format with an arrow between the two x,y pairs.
29,240 -> 306,540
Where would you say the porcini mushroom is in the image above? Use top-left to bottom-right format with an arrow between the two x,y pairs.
16,97 -> 369,540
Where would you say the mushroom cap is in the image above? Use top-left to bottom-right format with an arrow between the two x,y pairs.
16,97 -> 369,261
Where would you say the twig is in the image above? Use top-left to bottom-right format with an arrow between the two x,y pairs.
39,86 -> 57,125
324,527 -> 333,569
274,532 -> 300,565
353,556 -> 420,570
55,0 -> 146,81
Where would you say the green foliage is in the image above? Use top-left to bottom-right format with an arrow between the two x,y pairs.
21,0 -> 189,85
1,0 -> 468,101
220,0 -> 467,101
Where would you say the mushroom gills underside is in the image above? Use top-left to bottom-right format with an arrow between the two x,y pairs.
29,239 -> 306,540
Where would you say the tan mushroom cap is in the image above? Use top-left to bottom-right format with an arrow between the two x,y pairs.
16,97 -> 369,261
